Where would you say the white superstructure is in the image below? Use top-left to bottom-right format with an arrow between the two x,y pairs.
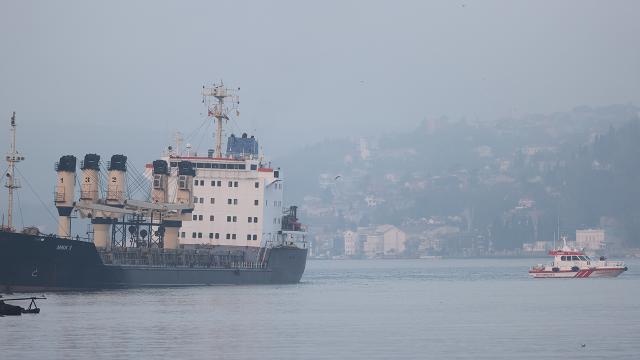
165,155 -> 285,248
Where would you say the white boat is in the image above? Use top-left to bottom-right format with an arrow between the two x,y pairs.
529,240 -> 627,278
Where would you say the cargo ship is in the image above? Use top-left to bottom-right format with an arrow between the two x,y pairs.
0,82 -> 308,291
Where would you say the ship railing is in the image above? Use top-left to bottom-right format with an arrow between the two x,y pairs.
106,189 -> 123,201
97,247 -> 268,269
80,190 -> 98,200
601,260 -> 625,267
54,187 -> 65,202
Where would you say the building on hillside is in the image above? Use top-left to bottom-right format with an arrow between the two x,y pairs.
344,230 -> 358,256
576,229 -> 605,251
522,241 -> 552,254
343,225 -> 406,258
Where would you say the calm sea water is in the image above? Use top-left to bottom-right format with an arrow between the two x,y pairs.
2,258 -> 640,360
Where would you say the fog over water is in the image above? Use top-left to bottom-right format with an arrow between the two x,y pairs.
3,259 -> 640,360
1,1 -> 640,230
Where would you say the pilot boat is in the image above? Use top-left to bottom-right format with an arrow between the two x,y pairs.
529,239 -> 627,278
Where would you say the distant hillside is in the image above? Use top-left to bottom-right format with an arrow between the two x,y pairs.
276,104 -> 640,250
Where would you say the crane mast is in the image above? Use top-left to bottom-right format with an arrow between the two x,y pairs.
202,81 -> 240,158
5,112 -> 24,230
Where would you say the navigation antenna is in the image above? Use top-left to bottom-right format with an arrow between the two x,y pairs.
5,112 -> 25,230
202,81 -> 240,158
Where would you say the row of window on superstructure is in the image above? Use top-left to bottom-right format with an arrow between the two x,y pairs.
170,161 -> 258,171
194,180 -> 261,188
180,232 -> 258,240
192,197 -> 261,206
191,214 -> 259,223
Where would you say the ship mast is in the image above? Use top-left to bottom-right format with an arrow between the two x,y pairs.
5,112 -> 24,230
202,81 -> 240,158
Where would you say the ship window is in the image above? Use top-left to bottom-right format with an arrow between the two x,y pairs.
215,233 -> 219,239
239,164 -> 246,170
205,163 -> 211,169
252,234 -> 257,241
234,181 -> 239,187
192,232 -> 196,238
217,180 -> 222,186
255,182 -> 259,188
571,256 -> 579,261
170,162 -> 177,167
220,164 -> 227,169
210,198 -> 215,204
192,214 -> 197,221
197,163 -> 204,168
211,163 -> 219,169
247,234 -> 252,240
210,215 -> 214,221
254,217 -> 258,223
233,216 -> 237,222
209,233 -> 214,239
232,234 -> 236,240
227,216 -> 231,222
226,233 -> 230,239
254,200 -> 259,206
561,256 -> 566,261
198,215 -> 203,221
251,164 -> 257,170
228,181 -> 233,187
248,217 -> 253,223
198,232 -> 202,238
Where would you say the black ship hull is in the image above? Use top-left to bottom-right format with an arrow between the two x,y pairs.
0,231 -> 307,292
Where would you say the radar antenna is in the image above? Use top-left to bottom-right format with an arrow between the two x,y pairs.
202,81 -> 240,158
5,112 -> 25,230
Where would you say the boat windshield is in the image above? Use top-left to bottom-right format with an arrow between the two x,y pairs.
561,255 -> 589,261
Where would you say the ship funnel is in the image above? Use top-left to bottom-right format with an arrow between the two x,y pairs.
80,154 -> 100,202
151,160 -> 169,203
160,160 -> 195,250
176,161 -> 195,222
54,155 -> 77,238
106,154 -> 127,205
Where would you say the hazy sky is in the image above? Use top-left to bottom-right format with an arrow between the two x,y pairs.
1,0 -> 639,230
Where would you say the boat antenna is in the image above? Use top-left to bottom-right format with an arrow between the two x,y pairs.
5,112 -> 24,231
201,81 -> 240,158
553,216 -> 556,249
